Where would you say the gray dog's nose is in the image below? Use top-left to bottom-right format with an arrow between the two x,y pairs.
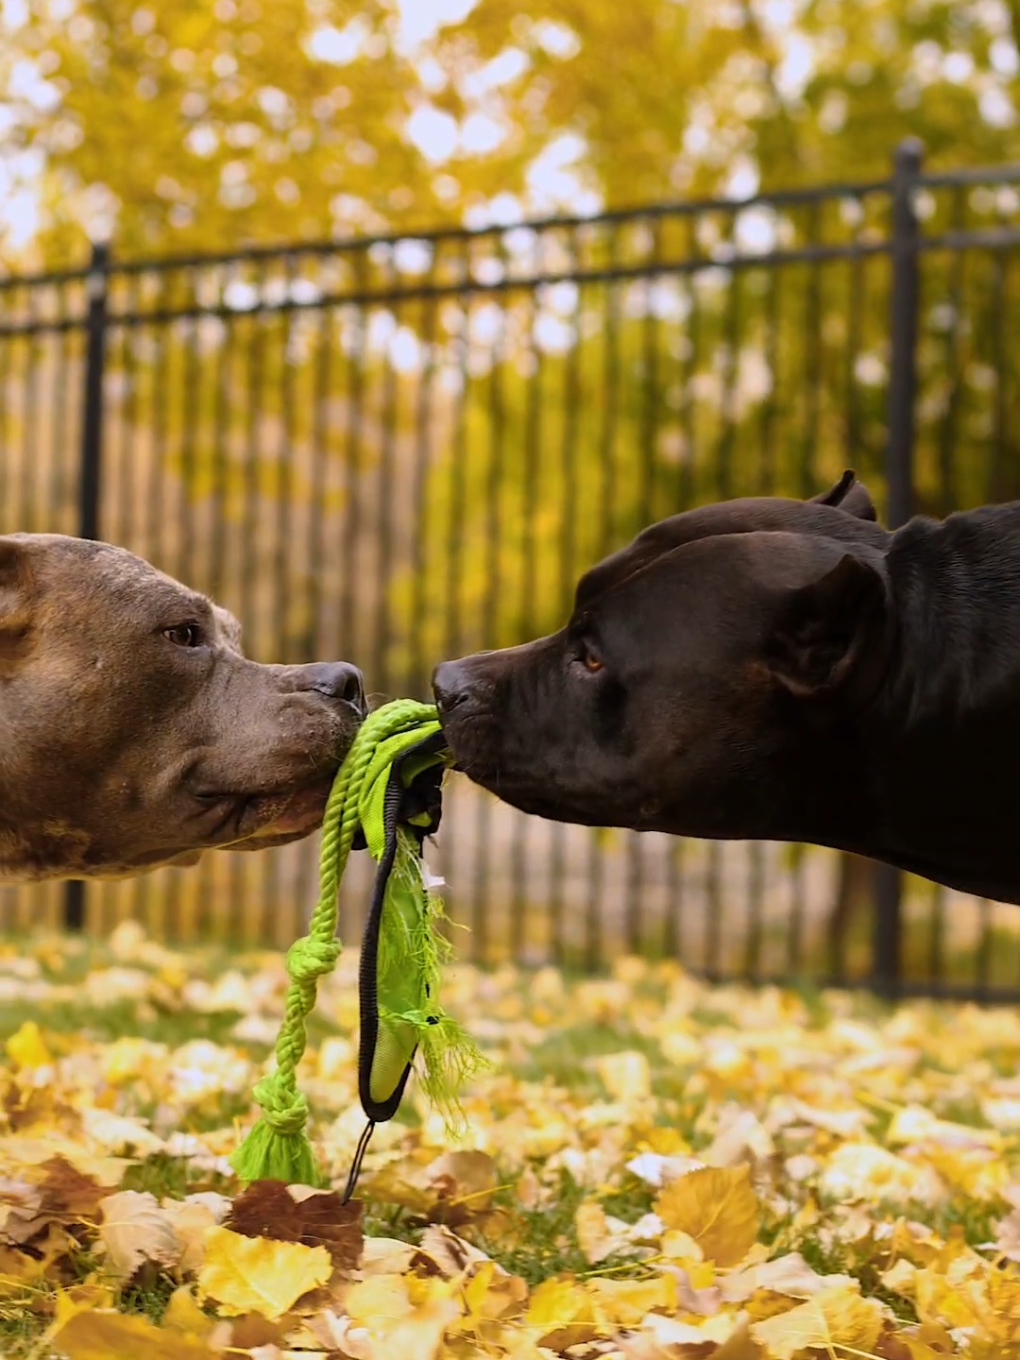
303,661 -> 366,713
432,661 -> 471,714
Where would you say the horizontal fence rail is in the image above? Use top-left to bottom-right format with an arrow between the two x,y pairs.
2,142 -> 1020,999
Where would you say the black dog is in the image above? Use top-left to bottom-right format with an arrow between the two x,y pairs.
433,472 -> 1020,905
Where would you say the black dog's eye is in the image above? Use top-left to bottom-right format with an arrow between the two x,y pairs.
573,644 -> 604,675
163,623 -> 202,648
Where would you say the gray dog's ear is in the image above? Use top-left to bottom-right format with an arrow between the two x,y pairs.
0,539 -> 32,662
811,470 -> 877,522
768,552 -> 888,700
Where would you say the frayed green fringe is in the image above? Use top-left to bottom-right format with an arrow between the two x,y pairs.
230,1116 -> 322,1188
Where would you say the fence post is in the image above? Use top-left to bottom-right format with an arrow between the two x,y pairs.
64,241 -> 110,932
874,138 -> 923,995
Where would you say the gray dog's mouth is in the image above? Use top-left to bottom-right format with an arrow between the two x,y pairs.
198,776 -> 337,849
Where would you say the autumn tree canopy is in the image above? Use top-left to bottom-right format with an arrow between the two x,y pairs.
2,0 -> 1020,266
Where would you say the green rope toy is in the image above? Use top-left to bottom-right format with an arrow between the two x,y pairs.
230,698 -> 486,1194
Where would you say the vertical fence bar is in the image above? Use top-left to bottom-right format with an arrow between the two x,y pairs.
873,138 -> 923,995
64,241 -> 110,932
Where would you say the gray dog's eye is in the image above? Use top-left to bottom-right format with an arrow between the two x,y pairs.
163,624 -> 202,648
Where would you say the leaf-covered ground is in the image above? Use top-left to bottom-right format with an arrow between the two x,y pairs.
0,923 -> 1018,1358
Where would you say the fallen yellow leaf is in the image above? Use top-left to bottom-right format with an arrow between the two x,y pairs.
6,1021 -> 52,1069
163,1286 -> 217,1340
594,1051 -> 652,1102
51,1310 -> 216,1360
525,1275 -> 599,1350
461,1258 -> 528,1324
197,1224 -> 331,1318
344,1273 -> 415,1327
587,1272 -> 676,1326
654,1165 -> 760,1267
750,1282 -> 887,1359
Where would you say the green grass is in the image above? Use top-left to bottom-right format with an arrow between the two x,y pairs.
0,998 -> 249,1049
118,1269 -> 180,1326
515,1022 -> 663,1089
794,1232 -> 919,1324
478,1168 -> 646,1286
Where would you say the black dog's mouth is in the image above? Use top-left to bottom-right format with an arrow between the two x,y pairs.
439,706 -> 614,827
436,708 -> 500,780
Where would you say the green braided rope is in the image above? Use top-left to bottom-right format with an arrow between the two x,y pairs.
230,698 -> 440,1188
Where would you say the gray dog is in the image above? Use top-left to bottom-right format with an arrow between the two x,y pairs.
0,533 -> 365,882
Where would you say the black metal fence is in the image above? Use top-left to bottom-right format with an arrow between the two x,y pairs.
3,140 -> 1020,999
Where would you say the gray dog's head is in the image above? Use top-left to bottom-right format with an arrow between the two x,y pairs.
0,534 -> 365,881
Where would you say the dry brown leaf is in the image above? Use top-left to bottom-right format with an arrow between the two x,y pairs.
0,1175 -> 45,1245
994,1206 -> 1020,1262
722,1251 -> 856,1304
98,1190 -> 182,1280
224,1178 -> 363,1273
161,1193 -> 232,1275
40,1157 -> 108,1219
0,1134 -> 132,1187
363,1148 -> 498,1227
425,1149 -> 499,1224
655,1165 -> 760,1267
223,1179 -> 307,1241
225,1312 -> 287,1350
416,1222 -> 493,1277
575,1200 -> 624,1265
79,1107 -> 166,1157
360,1236 -> 419,1276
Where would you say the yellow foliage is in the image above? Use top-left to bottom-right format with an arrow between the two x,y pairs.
197,1224 -> 331,1318
655,1165 -> 760,1267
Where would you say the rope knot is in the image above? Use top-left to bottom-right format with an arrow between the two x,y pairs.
286,936 -> 341,984
252,1073 -> 310,1135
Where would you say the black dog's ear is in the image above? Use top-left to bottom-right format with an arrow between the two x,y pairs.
811,470 -> 877,522
768,552 -> 888,700
0,539 -> 32,663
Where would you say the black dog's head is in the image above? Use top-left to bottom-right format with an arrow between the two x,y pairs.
433,473 -> 894,839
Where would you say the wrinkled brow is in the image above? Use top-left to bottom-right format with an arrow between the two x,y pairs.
575,498 -> 889,610
212,604 -> 243,651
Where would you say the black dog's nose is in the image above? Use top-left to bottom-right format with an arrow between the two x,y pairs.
432,660 -> 472,714
304,661 -> 366,712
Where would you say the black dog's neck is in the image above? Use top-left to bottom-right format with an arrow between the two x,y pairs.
791,505 -> 1020,901
885,506 -> 1020,724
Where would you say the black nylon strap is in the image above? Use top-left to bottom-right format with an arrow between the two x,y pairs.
355,729 -> 448,1126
